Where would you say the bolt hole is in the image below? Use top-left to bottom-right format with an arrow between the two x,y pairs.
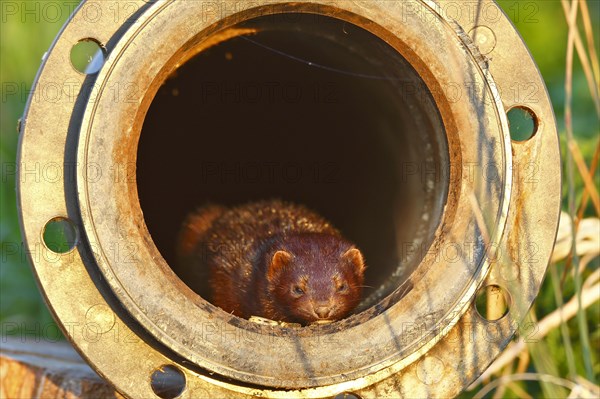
334,393 -> 362,399
507,106 -> 538,142
475,284 -> 510,321
150,365 -> 186,399
70,38 -> 106,74
42,217 -> 77,253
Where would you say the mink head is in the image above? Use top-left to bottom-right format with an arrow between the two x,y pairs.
265,233 -> 366,325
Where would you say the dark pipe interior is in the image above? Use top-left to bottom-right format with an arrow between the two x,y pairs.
137,13 -> 448,311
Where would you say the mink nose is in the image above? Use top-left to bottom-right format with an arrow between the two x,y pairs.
314,306 -> 331,319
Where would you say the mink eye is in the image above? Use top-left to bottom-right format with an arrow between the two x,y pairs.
336,281 -> 349,293
292,285 -> 305,296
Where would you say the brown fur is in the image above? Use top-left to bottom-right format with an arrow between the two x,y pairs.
177,200 -> 365,324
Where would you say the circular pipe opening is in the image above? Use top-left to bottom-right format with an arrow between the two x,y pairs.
137,13 -> 449,315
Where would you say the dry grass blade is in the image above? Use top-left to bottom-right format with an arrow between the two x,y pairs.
577,141 -> 600,220
471,275 -> 600,386
554,213 -> 600,262
564,140 -> 599,284
567,380 -> 600,399
568,140 -> 600,215
573,376 -> 600,397
550,212 -> 600,262
468,192 -> 490,246
516,350 -> 530,375
474,373 -> 582,399
562,0 -> 595,382
561,0 -> 600,117
550,260 -> 578,378
563,0 -> 583,379
579,0 -> 599,86
491,364 -> 512,399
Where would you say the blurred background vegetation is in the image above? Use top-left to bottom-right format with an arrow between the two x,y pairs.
1,1 -> 598,397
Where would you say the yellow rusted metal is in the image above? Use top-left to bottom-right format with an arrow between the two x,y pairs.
18,1 -> 560,398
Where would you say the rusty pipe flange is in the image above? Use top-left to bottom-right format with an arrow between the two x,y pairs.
17,0 -> 560,398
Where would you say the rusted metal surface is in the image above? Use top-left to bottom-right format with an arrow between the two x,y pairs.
17,0 -> 560,398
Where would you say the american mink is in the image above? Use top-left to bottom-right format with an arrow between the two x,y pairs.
177,200 -> 366,324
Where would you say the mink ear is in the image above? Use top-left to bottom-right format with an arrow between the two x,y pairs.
342,248 -> 366,274
267,250 -> 292,283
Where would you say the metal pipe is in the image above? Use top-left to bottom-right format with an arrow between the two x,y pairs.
17,1 -> 561,398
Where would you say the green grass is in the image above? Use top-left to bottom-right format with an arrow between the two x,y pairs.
1,1 -> 598,396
